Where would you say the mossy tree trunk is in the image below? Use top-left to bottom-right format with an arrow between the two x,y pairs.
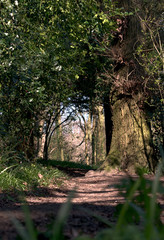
85,110 -> 92,165
96,105 -> 106,162
105,0 -> 157,172
37,119 -> 46,159
92,104 -> 106,165
107,96 -> 154,171
55,110 -> 64,161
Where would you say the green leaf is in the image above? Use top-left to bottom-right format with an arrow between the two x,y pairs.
51,190 -> 75,240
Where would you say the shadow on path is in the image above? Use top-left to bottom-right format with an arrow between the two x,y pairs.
0,170 -> 164,240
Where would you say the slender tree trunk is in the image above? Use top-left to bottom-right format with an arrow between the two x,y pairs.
85,127 -> 89,165
103,97 -> 113,155
56,109 -> 64,161
92,107 -> 97,165
37,119 -> 46,159
91,103 -> 106,165
96,105 -> 106,162
88,110 -> 92,144
43,135 -> 48,161
85,111 -> 92,165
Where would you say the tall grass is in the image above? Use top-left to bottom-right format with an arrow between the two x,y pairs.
0,161 -> 67,191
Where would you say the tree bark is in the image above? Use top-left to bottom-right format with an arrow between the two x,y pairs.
103,97 -> 113,155
37,119 -> 46,159
92,107 -> 97,165
107,96 -> 154,171
96,105 -> 106,162
85,110 -> 92,165
105,0 -> 156,172
56,109 -> 64,161
91,103 -> 106,165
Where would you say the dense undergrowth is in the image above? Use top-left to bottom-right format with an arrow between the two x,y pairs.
0,158 -> 94,192
0,160 -> 68,191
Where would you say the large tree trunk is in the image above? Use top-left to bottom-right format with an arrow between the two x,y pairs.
107,96 -> 154,171
105,0 -> 157,172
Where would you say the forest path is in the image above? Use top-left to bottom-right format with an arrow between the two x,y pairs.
0,169 -> 163,239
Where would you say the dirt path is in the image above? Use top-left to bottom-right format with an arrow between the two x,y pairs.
0,169 -> 163,240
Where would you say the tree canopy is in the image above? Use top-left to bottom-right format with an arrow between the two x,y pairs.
0,0 -> 163,170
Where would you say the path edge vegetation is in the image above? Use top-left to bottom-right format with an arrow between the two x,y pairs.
11,148 -> 164,240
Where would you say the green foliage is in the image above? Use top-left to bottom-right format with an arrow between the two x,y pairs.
0,158 -> 95,192
38,159 -> 95,170
134,1 -> 164,156
0,0 -> 122,159
12,203 -> 38,240
0,161 -> 66,191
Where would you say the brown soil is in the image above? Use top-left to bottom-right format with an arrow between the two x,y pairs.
0,169 -> 164,240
